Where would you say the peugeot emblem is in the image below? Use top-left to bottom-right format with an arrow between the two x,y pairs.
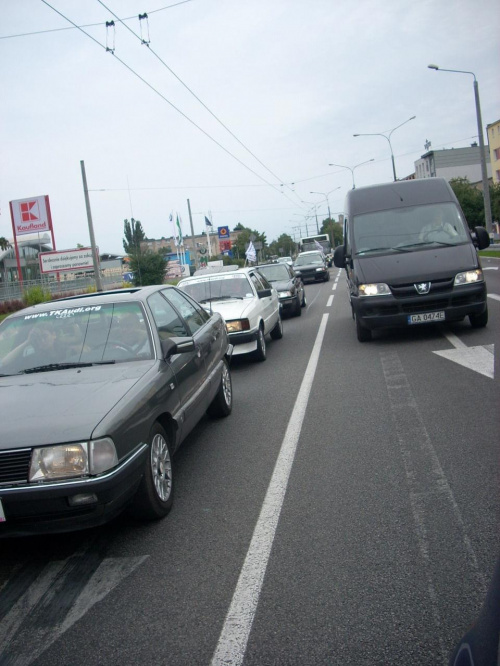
415,282 -> 431,295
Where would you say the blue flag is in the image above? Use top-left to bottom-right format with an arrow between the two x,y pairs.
205,216 -> 212,227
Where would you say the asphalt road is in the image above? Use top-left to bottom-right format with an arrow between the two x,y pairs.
1,260 -> 499,666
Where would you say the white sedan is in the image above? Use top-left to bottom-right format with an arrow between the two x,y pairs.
177,266 -> 283,361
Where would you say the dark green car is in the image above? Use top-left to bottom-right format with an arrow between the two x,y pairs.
0,285 -> 233,538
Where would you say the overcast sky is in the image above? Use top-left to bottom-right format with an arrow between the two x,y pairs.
1,0 -> 499,255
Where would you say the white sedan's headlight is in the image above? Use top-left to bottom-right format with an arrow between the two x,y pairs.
454,269 -> 483,286
358,283 -> 391,297
29,438 -> 118,481
278,290 -> 292,298
226,319 -> 250,333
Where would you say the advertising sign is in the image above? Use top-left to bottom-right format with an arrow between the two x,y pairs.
219,239 -> 232,252
217,226 -> 230,239
39,247 -> 96,274
10,195 -> 52,237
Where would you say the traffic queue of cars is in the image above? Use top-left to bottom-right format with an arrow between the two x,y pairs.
0,260 -> 313,538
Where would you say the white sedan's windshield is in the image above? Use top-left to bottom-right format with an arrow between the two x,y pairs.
180,276 -> 253,302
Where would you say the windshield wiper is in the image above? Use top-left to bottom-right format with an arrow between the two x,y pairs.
21,361 -> 115,374
397,241 -> 456,249
355,246 -> 410,256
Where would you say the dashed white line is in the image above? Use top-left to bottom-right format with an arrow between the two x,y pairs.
211,315 -> 330,666
488,293 -> 500,301
326,295 -> 334,306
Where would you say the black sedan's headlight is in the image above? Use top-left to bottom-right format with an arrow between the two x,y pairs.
29,438 -> 118,482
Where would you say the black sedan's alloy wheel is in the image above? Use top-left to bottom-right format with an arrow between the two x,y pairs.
207,359 -> 233,417
129,423 -> 174,520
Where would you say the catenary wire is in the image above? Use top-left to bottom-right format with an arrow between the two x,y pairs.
0,1 -> 193,39
95,0 -> 301,203
39,0 -> 303,211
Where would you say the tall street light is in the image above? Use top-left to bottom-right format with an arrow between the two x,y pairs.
353,115 -> 416,182
328,159 -> 374,189
427,64 -> 492,233
309,187 -> 341,219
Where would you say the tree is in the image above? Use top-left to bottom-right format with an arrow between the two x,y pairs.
490,182 -> 500,223
449,178 -> 484,229
233,227 -> 267,261
129,251 -> 166,286
267,233 -> 296,258
320,218 -> 343,247
0,237 -> 11,251
123,218 -> 146,255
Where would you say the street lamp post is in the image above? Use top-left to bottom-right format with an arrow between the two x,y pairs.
427,64 -> 492,233
353,116 -> 416,182
309,187 -> 341,220
328,159 -> 374,189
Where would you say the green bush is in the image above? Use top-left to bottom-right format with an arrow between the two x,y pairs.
22,286 -> 52,307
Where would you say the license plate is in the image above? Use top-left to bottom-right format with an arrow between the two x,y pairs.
408,311 -> 445,324
0,498 -> 6,523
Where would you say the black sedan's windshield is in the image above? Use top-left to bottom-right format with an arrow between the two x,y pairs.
0,302 -> 153,374
257,265 -> 290,282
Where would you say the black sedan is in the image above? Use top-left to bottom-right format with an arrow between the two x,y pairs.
293,251 -> 330,283
256,262 -> 306,317
0,285 -> 233,538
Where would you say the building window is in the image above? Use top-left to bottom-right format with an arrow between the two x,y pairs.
494,148 -> 500,161
496,170 -> 500,182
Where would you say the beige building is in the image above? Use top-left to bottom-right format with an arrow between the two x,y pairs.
486,119 -> 500,184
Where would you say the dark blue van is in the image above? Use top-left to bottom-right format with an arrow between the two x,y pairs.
333,178 -> 490,341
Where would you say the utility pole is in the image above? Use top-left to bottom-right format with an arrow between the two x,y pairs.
186,198 -> 198,268
80,160 -> 103,292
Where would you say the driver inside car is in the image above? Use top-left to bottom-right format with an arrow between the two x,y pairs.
111,312 -> 152,358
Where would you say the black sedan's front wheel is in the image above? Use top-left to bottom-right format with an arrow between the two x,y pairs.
207,359 -> 233,417
129,423 -> 174,520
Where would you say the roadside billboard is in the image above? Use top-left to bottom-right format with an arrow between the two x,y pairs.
10,195 -> 53,237
39,247 -> 96,274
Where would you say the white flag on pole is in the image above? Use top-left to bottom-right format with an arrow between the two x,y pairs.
245,241 -> 257,263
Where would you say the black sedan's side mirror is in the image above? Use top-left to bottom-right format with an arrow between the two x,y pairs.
161,336 -> 195,358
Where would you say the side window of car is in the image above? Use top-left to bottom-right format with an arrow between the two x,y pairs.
257,273 -> 273,290
162,288 -> 208,335
148,292 -> 188,340
250,273 -> 265,292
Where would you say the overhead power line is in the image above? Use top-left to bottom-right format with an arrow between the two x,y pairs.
95,0 -> 300,202
0,1 -> 193,39
39,0 -> 302,210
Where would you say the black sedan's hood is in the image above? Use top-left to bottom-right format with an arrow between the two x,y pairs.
354,244 -> 478,285
0,362 -> 154,449
269,279 -> 293,291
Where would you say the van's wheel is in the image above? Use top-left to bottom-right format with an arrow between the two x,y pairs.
270,314 -> 283,339
129,423 -> 174,520
253,326 -> 267,361
469,308 -> 488,328
207,359 -> 233,417
301,291 -> 307,308
356,315 -> 372,342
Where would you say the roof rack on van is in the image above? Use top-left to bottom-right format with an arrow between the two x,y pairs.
193,265 -> 239,276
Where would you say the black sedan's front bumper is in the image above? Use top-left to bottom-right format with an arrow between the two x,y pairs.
0,445 -> 147,538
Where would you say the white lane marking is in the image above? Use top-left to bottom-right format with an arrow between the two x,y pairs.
488,293 -> 500,301
483,266 -> 498,270
326,295 -> 334,307
380,351 -> 486,664
332,282 -> 337,291
437,330 -> 494,379
211,314 -> 329,666
0,552 -> 148,666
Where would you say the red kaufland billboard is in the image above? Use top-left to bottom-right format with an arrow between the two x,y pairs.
9,195 -> 53,236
